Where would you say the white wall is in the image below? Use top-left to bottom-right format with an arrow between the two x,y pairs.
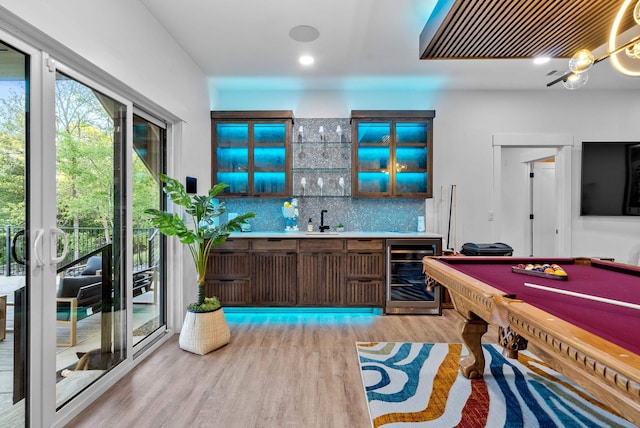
0,0 -> 212,319
215,88 -> 640,264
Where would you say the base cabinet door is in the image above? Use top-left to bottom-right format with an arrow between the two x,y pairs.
298,253 -> 345,305
252,252 -> 297,306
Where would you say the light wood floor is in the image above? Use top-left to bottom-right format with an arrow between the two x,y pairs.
67,309 -> 498,428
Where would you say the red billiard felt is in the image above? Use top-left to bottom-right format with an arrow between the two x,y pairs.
440,257 -> 640,356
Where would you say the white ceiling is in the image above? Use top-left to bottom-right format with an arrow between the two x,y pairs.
140,0 -> 640,92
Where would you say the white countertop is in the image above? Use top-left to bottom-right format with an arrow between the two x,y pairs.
229,231 -> 442,239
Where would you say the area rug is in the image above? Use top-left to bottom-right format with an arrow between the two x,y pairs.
356,342 -> 634,428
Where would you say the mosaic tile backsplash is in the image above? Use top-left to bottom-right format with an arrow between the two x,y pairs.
220,118 -> 426,232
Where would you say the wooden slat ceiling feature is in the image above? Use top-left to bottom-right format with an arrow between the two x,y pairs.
420,0 -> 637,60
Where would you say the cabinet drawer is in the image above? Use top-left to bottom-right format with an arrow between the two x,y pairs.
213,239 -> 250,251
346,280 -> 384,306
299,239 -> 344,252
207,252 -> 250,278
252,238 -> 298,251
347,239 -> 384,251
347,252 -> 384,278
205,279 -> 251,306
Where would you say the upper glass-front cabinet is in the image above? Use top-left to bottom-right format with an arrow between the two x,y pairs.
351,110 -> 435,198
212,111 -> 293,197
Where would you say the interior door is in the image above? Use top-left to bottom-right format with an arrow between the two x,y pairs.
532,159 -> 557,256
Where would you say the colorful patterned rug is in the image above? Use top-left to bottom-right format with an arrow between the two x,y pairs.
356,342 -> 634,428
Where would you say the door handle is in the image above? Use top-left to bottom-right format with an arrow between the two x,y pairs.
50,227 -> 68,264
33,229 -> 45,267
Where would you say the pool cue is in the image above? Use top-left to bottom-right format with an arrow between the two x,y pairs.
524,282 -> 640,311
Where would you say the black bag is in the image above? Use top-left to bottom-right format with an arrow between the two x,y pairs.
460,242 -> 513,256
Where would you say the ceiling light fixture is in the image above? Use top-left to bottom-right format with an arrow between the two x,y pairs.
533,56 -> 551,65
299,55 -> 314,66
548,0 -> 640,89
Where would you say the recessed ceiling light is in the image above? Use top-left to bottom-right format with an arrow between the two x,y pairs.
289,25 -> 320,42
533,56 -> 551,65
299,55 -> 314,66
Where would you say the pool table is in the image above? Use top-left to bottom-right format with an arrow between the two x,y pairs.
422,256 -> 640,425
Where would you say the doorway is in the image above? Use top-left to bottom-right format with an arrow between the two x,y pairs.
492,133 -> 573,257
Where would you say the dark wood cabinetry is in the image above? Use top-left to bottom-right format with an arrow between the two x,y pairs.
205,239 -> 251,305
345,239 -> 385,306
204,237 -> 401,308
298,239 -> 346,306
211,111 -> 293,197
351,110 -> 435,198
252,239 -> 297,306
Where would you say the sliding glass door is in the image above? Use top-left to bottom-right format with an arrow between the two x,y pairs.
132,112 -> 166,348
0,37 -> 29,428
53,70 -> 128,408
0,24 -> 168,427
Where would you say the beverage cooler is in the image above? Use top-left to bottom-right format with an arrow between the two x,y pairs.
385,238 -> 442,315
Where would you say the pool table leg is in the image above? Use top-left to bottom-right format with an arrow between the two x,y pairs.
460,318 -> 488,379
498,326 -> 528,359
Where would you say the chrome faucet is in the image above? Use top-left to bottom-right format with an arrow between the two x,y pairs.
319,210 -> 330,232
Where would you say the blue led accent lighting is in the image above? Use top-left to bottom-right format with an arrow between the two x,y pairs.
217,123 -> 248,145
358,122 -> 390,143
224,307 -> 382,326
396,123 -> 427,143
217,147 -> 248,170
224,307 -> 380,314
358,171 -> 389,192
217,172 -> 248,193
396,172 -> 427,193
254,147 -> 286,171
254,171 -> 285,193
358,147 -> 390,170
397,147 -> 427,169
255,123 -> 286,143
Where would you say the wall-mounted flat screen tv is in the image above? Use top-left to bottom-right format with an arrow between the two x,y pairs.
581,141 -> 640,216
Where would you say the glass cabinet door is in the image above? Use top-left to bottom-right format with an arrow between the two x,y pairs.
395,122 -> 428,194
351,111 -> 434,198
215,123 -> 249,194
356,122 -> 391,195
212,112 -> 292,197
254,123 -> 286,195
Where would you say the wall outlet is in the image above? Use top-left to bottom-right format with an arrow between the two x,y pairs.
488,211 -> 494,221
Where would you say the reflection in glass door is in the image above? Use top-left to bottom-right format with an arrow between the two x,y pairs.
54,72 -> 126,408
132,112 -> 165,347
0,38 -> 28,427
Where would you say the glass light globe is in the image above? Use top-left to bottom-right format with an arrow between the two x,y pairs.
626,42 -> 640,59
562,72 -> 589,90
634,0 -> 640,25
568,49 -> 595,73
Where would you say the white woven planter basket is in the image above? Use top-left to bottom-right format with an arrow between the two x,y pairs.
179,308 -> 230,355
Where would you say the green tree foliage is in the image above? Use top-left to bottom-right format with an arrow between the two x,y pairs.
0,77 -> 159,234
0,87 -> 26,226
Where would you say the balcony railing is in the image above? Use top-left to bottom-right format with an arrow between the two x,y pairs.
0,226 -> 159,276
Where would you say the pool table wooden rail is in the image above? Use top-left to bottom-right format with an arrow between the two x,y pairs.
422,256 -> 640,425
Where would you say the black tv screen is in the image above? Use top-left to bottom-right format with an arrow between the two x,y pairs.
580,142 -> 640,216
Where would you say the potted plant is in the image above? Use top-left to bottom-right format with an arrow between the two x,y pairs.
335,223 -> 345,232
145,174 -> 255,355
